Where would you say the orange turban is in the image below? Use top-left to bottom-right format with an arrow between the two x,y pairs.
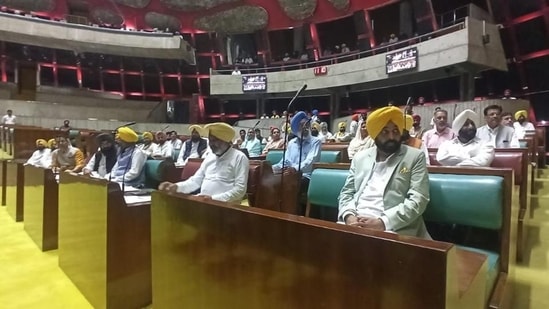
366,106 -> 405,139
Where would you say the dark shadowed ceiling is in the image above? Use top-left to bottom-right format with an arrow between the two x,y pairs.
0,0 -> 395,33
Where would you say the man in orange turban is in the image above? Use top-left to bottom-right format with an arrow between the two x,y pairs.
339,106 -> 431,239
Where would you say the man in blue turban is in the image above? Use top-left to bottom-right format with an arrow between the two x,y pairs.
272,111 -> 322,215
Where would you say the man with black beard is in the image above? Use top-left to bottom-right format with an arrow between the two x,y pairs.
83,133 -> 118,177
338,106 -> 431,238
159,123 -> 249,203
310,122 -> 320,137
436,109 -> 494,167
176,125 -> 209,166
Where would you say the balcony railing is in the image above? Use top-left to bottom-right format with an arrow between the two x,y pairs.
212,21 -> 466,76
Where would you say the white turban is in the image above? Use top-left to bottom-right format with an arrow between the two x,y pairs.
452,109 -> 477,131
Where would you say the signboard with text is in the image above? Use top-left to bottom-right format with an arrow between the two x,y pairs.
242,75 -> 267,92
386,47 -> 418,74
313,66 -> 328,76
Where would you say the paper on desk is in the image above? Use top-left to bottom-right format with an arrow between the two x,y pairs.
124,194 -> 151,206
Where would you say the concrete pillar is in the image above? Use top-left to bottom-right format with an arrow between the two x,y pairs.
293,27 -> 305,54
330,92 -> 341,128
399,0 -> 414,38
459,72 -> 475,101
256,97 -> 263,118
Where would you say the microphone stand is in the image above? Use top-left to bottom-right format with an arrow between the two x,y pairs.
279,84 -> 307,212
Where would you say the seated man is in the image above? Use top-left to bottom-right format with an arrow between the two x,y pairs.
240,128 -> 262,157
152,131 -> 173,160
159,123 -> 249,203
83,133 -> 118,177
513,109 -> 535,139
168,131 -> 183,150
318,122 -> 333,143
25,139 -> 52,168
176,125 -> 209,165
436,109 -> 494,167
408,114 -> 425,139
50,136 -> 85,173
422,109 -> 455,148
138,131 -> 158,158
501,112 -> 514,127
403,115 -> 429,163
272,111 -> 322,214
105,127 -> 147,187
476,104 -> 519,148
332,121 -> 352,142
338,106 -> 430,238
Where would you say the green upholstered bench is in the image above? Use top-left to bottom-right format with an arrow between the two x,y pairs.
305,165 -> 512,306
266,149 -> 342,165
144,160 -> 163,189
424,173 -> 504,300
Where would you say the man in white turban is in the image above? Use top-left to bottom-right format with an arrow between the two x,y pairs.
159,122 -> 249,203
436,109 -> 494,167
338,106 -> 431,238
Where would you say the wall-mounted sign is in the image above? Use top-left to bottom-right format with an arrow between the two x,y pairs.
313,66 -> 328,76
386,47 -> 418,74
242,75 -> 267,92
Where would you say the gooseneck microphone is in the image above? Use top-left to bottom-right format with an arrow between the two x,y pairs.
282,84 -> 308,172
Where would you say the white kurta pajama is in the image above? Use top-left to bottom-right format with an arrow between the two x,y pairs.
175,147 -> 249,203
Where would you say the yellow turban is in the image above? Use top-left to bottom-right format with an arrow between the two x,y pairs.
338,121 -> 346,129
189,124 -> 204,136
36,139 -> 47,147
204,122 -> 235,143
515,110 -> 527,120
117,127 -> 138,143
405,115 -> 413,131
142,132 -> 153,140
366,106 -> 405,139
47,138 -> 56,148
311,122 -> 321,131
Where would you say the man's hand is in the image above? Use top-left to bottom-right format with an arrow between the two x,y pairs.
344,214 -> 359,225
350,216 -> 386,231
196,194 -> 212,200
82,168 -> 91,176
158,182 -> 178,193
282,167 -> 297,175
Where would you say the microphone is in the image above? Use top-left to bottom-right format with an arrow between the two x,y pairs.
286,84 -> 307,112
252,121 -> 261,129
161,125 -> 170,132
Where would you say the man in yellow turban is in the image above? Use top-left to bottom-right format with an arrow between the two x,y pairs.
105,127 -> 147,187
175,125 -> 209,166
24,139 -> 52,168
138,131 -> 158,158
334,121 -> 352,142
338,106 -> 431,239
159,122 -> 249,203
513,109 -> 535,139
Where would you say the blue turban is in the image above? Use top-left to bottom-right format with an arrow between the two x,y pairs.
312,109 -> 319,115
291,111 -> 310,136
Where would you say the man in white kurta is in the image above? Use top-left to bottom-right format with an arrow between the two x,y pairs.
138,132 -> 158,158
159,123 -> 249,203
437,109 -> 494,167
513,110 -> 535,139
24,139 -> 52,168
476,105 -> 519,148
152,131 -> 173,160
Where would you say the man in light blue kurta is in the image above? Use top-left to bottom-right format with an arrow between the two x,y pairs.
338,106 -> 431,238
272,111 -> 322,215
240,129 -> 262,157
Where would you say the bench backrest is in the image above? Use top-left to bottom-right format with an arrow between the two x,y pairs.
424,174 -> 503,230
266,149 -> 342,165
307,168 -> 349,208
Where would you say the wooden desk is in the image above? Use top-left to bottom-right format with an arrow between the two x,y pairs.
1,160 -> 6,206
23,166 -> 59,251
58,173 -> 151,309
6,160 -> 25,221
151,192 -> 488,308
